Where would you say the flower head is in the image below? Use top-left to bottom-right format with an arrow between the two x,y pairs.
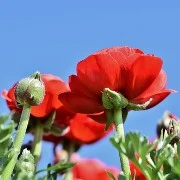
54,151 -> 146,180
55,152 -> 119,180
59,47 -> 174,123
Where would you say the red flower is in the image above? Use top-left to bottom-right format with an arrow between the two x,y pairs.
72,158 -> 119,180
55,152 -> 146,180
59,47 -> 174,123
55,152 -> 119,180
2,74 -> 69,118
2,74 -> 112,143
43,108 -> 112,144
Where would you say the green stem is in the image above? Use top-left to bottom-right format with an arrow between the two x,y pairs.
64,141 -> 75,180
1,104 -> 31,179
114,109 -> 130,180
32,123 -> 43,164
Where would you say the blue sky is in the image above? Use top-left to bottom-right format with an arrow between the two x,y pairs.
0,0 -> 180,173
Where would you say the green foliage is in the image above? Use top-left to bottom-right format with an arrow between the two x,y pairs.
0,113 -> 74,179
36,162 -> 75,179
15,149 -> 35,176
107,171 -> 116,180
0,114 -> 14,173
110,131 -> 180,180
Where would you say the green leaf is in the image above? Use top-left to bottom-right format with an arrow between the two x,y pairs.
0,115 -> 14,174
117,132 -> 157,179
35,162 -> 75,175
0,114 -> 10,124
118,174 -> 125,180
109,136 -> 119,150
106,171 -> 116,180
0,122 -> 14,157
177,141 -> 180,155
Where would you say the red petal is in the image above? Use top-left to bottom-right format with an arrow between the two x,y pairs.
131,90 -> 173,109
72,158 -> 119,180
69,75 -> 97,98
31,74 -> 69,117
1,86 -> 20,112
41,74 -> 70,109
72,159 -> 106,180
59,92 -> 104,114
125,55 -> 163,99
77,53 -> 120,96
88,111 -> 107,124
31,94 -> 54,117
132,70 -> 167,100
95,46 -> 144,65
55,106 -> 75,127
68,114 -> 110,143
76,47 -> 144,96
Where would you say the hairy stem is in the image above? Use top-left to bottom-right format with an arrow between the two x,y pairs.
32,123 -> 43,164
114,109 -> 130,180
1,104 -> 31,179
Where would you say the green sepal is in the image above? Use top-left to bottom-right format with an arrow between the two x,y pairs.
127,98 -> 152,111
105,110 -> 114,131
102,88 -> 128,110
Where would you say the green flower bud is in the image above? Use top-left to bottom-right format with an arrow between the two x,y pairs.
15,149 -> 35,174
102,88 -> 128,110
15,72 -> 45,107
168,119 -> 180,144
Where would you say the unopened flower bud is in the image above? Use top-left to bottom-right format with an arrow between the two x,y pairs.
15,72 -> 45,107
15,149 -> 35,174
156,111 -> 174,138
168,119 -> 180,144
102,88 -> 128,110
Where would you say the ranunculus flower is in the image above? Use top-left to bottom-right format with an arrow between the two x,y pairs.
2,74 -> 69,118
72,158 -> 119,180
55,152 -> 119,180
59,47 -> 174,123
43,108 -> 112,144
55,152 -> 146,180
2,74 -> 111,143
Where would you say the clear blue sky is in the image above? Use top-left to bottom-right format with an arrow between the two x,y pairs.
0,0 -> 179,173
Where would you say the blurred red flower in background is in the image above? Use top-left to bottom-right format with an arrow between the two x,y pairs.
59,47 -> 174,123
55,151 -> 146,180
72,158 -> 119,180
2,74 -> 69,118
55,152 -> 119,180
